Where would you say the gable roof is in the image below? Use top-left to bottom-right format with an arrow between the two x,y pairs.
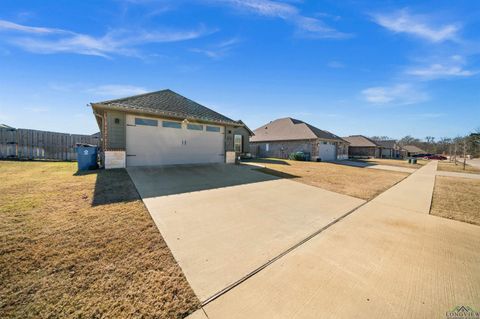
0,124 -> 14,129
402,145 -> 426,153
250,118 -> 345,143
375,139 -> 397,148
91,89 -> 241,126
342,135 -> 379,147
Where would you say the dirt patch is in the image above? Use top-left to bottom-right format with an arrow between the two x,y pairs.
249,159 -> 408,200
437,161 -> 480,175
0,161 -> 199,318
431,176 -> 480,226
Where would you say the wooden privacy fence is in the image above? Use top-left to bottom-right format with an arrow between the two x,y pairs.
0,128 -> 100,161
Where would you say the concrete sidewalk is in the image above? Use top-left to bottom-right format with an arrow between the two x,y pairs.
436,170 -> 480,179
192,160 -> 480,318
374,160 -> 437,214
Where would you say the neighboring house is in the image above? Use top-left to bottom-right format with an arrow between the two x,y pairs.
249,117 -> 349,161
375,140 -> 406,158
402,145 -> 427,157
90,89 -> 252,168
343,135 -> 381,158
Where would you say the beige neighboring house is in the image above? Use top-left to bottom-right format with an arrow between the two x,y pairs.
402,145 -> 427,157
343,135 -> 381,158
375,140 -> 406,158
90,89 -> 252,169
249,117 -> 349,161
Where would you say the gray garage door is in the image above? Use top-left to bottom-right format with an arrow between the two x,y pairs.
126,115 -> 225,167
319,143 -> 336,161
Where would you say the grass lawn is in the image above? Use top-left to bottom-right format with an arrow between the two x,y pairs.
0,161 -> 199,318
248,158 -> 409,200
437,161 -> 480,175
431,176 -> 480,226
354,158 -> 427,168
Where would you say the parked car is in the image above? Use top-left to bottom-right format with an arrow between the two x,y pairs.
423,155 -> 447,160
412,153 -> 432,158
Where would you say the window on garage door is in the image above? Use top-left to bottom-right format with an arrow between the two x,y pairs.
206,125 -> 220,132
135,118 -> 158,126
162,121 -> 182,129
187,123 -> 203,131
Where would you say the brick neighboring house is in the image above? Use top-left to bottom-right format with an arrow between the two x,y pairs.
402,145 -> 427,157
249,117 -> 349,161
343,135 -> 381,158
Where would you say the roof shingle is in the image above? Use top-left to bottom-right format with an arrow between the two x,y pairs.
250,118 -> 345,143
92,89 -> 240,126
342,135 -> 379,147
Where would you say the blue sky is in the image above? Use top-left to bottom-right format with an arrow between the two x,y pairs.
0,0 -> 479,139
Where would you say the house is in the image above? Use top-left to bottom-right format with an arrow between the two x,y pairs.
402,145 -> 427,157
249,118 -> 349,161
343,135 -> 381,158
375,140 -> 406,158
90,89 -> 252,168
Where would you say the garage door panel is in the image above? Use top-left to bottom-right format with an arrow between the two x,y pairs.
319,143 -> 336,161
126,115 -> 224,167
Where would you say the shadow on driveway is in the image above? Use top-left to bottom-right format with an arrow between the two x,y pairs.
127,164 -> 299,199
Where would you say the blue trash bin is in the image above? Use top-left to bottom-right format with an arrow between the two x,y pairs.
76,144 -> 98,171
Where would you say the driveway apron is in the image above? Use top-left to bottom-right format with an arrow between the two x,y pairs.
127,164 -> 365,302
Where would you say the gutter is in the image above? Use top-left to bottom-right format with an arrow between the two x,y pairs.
90,102 -> 244,128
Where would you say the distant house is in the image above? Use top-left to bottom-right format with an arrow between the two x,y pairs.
343,135 -> 381,158
402,145 -> 427,157
375,140 -> 406,158
249,117 -> 349,161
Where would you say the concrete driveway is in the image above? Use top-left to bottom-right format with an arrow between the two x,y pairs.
127,164 -> 365,302
197,161 -> 480,319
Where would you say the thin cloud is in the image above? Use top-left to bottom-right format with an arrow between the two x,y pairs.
327,61 -> 345,68
361,84 -> 429,105
87,85 -> 149,97
0,19 -> 214,58
191,37 -> 241,58
406,55 -> 476,79
0,19 -> 69,34
407,64 -> 475,79
216,0 -> 349,39
371,9 -> 459,42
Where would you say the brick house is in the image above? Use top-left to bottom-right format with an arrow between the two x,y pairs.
249,118 -> 349,161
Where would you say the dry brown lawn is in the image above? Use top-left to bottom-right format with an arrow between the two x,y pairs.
250,158 -> 408,200
431,176 -> 480,226
0,161 -> 199,319
355,158 -> 427,168
437,161 -> 480,174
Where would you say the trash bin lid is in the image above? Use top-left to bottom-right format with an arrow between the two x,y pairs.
75,143 -> 97,148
